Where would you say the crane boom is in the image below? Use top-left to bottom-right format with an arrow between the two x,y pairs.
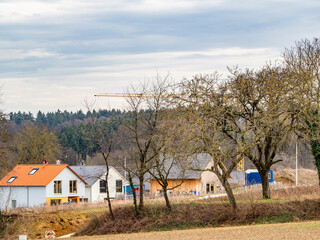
94,93 -> 189,98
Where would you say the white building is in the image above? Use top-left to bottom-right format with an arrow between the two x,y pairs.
71,165 -> 129,202
0,164 -> 88,210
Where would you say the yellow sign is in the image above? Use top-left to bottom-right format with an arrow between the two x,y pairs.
237,157 -> 244,171
236,148 -> 244,171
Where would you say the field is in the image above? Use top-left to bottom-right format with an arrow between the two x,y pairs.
1,176 -> 320,240
70,220 -> 320,240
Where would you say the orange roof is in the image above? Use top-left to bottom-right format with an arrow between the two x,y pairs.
0,164 -> 88,186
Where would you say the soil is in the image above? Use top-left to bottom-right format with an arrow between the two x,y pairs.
69,220 -> 320,240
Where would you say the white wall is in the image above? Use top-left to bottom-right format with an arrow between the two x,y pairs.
200,161 -> 221,194
46,167 -> 86,199
0,186 -> 46,210
89,167 -> 129,202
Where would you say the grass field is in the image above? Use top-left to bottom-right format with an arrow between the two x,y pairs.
70,220 -> 320,240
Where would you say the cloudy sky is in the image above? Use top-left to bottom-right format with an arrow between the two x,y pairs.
1,0 -> 320,115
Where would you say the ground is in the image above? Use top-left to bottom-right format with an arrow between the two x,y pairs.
69,220 -> 320,240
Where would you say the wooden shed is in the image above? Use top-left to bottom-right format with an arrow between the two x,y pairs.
150,153 -> 221,196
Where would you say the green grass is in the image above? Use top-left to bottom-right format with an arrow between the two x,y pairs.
150,222 -> 206,231
255,214 -> 294,224
288,223 -> 320,229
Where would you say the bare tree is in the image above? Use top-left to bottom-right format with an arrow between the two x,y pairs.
175,73 -> 241,210
147,114 -> 188,210
122,75 -> 171,212
282,38 -> 320,185
13,122 -> 61,164
226,63 -> 299,199
84,101 -> 115,220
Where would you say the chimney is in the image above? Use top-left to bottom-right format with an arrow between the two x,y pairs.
56,160 -> 61,165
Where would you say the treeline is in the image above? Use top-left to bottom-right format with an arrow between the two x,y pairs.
9,109 -> 123,126
7,109 -> 125,165
59,116 -> 124,163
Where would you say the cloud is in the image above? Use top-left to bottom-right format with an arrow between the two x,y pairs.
1,0 -> 320,114
1,46 -> 280,115
0,48 -> 57,61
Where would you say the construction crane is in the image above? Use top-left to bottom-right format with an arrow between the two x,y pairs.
94,93 -> 219,98
94,93 -> 189,98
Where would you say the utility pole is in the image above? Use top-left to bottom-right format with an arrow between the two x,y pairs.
296,140 -> 298,186
124,157 -> 127,201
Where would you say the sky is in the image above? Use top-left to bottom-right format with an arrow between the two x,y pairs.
1,0 -> 320,115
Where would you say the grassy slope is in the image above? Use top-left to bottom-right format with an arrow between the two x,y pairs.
2,185 -> 320,239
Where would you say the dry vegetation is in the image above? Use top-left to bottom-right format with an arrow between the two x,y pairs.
75,185 -> 320,237
1,170 -> 319,240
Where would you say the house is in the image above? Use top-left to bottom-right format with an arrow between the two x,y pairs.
150,153 -> 222,196
0,164 -> 88,210
70,165 -> 129,202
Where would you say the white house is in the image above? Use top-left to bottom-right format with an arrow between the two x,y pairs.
0,164 -> 88,210
71,165 -> 129,202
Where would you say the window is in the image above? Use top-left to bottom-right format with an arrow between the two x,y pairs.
268,172 -> 272,179
54,181 -> 62,194
206,182 -> 215,193
100,180 -> 106,193
116,180 -> 122,193
28,168 -> 39,175
7,176 -> 17,183
210,183 -> 214,192
69,180 -> 77,193
50,199 -> 61,205
12,200 -> 17,208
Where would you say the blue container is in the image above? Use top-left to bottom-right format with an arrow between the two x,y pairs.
123,184 -> 144,195
245,169 -> 273,186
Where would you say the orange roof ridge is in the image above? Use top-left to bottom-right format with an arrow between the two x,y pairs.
0,164 -> 88,186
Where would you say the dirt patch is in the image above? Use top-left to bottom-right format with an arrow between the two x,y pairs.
274,168 -> 318,186
2,211 -> 96,240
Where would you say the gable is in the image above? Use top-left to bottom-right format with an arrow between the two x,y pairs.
71,165 -> 107,186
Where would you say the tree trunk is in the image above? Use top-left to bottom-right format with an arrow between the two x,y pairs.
105,172 -> 115,220
128,173 -> 139,216
260,170 -> 271,199
220,177 -> 237,211
310,140 -> 320,185
138,173 -> 144,211
163,186 -> 172,210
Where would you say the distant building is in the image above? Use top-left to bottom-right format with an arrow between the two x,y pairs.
71,165 -> 129,202
0,164 -> 88,210
150,154 -> 222,196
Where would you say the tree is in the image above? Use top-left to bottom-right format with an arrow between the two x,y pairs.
282,38 -> 320,185
226,64 -> 299,199
175,73 -> 241,210
14,122 -> 61,164
147,115 -> 188,210
122,75 -> 171,212
84,102 -> 116,220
